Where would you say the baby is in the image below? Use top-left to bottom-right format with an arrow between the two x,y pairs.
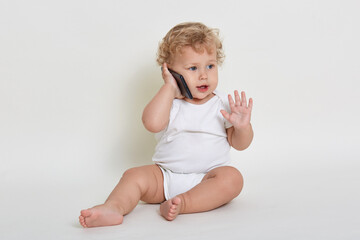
79,22 -> 253,227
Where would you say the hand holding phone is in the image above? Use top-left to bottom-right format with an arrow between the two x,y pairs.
167,68 -> 193,99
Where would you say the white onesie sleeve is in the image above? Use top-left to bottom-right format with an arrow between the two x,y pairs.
214,90 -> 233,129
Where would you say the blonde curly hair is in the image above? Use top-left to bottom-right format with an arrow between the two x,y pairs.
156,22 -> 224,66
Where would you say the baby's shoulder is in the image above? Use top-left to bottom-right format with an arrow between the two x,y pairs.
213,90 -> 229,107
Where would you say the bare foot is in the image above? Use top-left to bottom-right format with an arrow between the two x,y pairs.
79,204 -> 124,228
160,196 -> 182,221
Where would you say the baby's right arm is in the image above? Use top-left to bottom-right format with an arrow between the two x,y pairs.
142,63 -> 182,133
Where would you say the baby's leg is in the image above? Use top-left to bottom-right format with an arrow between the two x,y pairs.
79,165 -> 165,227
160,166 -> 243,221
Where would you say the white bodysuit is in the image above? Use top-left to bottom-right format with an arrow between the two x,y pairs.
152,90 -> 233,199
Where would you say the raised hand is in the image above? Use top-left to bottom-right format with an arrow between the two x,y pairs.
161,63 -> 183,99
220,90 -> 253,129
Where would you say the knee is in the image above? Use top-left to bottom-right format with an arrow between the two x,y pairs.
220,167 -> 244,197
122,167 -> 144,183
122,167 -> 138,178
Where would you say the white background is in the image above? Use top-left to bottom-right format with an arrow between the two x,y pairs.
1,0 -> 359,239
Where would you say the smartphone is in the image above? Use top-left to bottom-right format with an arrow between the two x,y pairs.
168,68 -> 193,99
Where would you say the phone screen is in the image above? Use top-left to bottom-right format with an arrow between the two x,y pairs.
168,68 -> 193,99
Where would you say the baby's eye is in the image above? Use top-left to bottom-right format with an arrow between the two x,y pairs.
207,64 -> 215,69
189,66 -> 197,71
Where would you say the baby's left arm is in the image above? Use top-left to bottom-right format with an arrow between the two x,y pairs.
220,90 -> 254,151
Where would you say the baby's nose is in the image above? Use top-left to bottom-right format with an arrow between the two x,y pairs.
199,70 -> 207,80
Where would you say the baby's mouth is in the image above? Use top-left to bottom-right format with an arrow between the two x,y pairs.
196,85 -> 209,92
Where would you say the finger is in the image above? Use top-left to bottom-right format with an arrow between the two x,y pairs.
241,91 -> 247,107
220,110 -> 230,122
162,63 -> 174,81
162,63 -> 169,75
234,90 -> 241,106
248,97 -> 253,110
228,94 -> 235,109
161,63 -> 166,77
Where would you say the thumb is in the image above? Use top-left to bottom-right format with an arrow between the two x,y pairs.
220,110 -> 230,122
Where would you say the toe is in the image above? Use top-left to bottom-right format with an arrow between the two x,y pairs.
172,197 -> 181,205
81,209 -> 92,217
79,219 -> 87,228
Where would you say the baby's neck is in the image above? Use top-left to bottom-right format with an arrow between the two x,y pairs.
184,93 -> 215,105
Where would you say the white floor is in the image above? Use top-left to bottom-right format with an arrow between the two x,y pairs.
1,150 -> 359,240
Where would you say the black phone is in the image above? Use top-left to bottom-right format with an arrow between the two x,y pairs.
168,68 -> 193,99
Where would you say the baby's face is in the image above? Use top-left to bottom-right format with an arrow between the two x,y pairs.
169,46 -> 218,104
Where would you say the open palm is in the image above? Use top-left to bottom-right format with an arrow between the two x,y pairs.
221,90 -> 253,129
